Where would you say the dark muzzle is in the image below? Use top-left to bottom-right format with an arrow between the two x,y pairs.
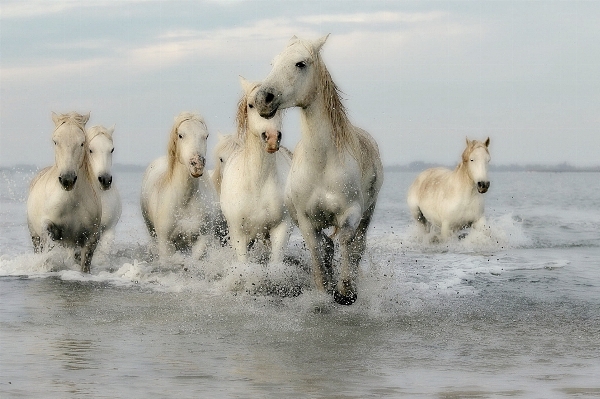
58,172 -> 77,191
477,181 -> 490,193
98,173 -> 113,190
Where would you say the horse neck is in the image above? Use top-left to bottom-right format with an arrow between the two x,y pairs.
299,96 -> 339,159
165,160 -> 199,199
241,130 -> 278,180
455,160 -> 476,190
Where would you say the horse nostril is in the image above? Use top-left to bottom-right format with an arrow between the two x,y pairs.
265,92 -> 275,104
277,131 -> 282,141
261,132 -> 267,141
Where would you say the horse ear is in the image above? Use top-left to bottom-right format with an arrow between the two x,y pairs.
239,76 -> 255,96
465,137 -> 471,146
82,112 -> 90,125
108,125 -> 115,136
484,137 -> 490,147
51,112 -> 61,127
313,34 -> 330,53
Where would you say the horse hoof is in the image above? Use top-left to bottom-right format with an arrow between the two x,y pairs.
333,290 -> 357,306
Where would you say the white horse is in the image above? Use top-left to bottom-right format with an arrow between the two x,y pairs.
86,125 -> 122,246
407,137 -> 491,241
220,77 -> 293,263
27,112 -> 101,273
254,35 -> 384,305
211,133 -> 242,198
140,112 -> 225,260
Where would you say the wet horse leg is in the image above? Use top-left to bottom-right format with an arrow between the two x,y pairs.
298,216 -> 334,293
335,203 -> 374,305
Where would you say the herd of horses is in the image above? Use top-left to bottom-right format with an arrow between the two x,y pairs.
25,35 -> 491,305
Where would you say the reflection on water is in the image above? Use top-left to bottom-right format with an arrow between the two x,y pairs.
51,338 -> 98,371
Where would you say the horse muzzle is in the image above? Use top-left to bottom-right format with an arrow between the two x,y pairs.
477,181 -> 490,194
98,173 -> 113,190
58,172 -> 77,191
189,155 -> 206,178
254,87 -> 280,119
262,130 -> 282,153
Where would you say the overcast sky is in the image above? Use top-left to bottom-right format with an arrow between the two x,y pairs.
1,0 -> 599,168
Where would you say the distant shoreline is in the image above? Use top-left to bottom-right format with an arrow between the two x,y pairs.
384,162 -> 600,173
2,163 -> 600,173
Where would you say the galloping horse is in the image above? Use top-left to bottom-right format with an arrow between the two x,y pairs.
140,112 -> 225,259
407,137 -> 491,241
254,35 -> 384,305
86,125 -> 122,245
220,77 -> 292,263
27,112 -> 101,272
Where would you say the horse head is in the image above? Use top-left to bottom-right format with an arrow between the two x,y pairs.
87,125 -> 115,190
51,112 -> 90,191
463,137 -> 491,194
240,77 -> 283,153
170,112 -> 208,178
254,35 -> 329,119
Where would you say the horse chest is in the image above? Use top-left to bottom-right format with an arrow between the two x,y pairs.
289,160 -> 360,216
446,192 -> 484,225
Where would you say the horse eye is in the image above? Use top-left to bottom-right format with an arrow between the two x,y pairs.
178,134 -> 183,139
470,159 -> 474,162
89,149 -> 93,154
295,61 -> 306,68
53,140 -> 57,145
248,104 -> 254,109
111,148 -> 114,153
219,157 -> 223,163
81,143 -> 84,147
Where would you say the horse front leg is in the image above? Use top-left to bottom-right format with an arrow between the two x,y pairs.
440,220 -> 452,241
268,219 -> 291,264
229,225 -> 250,263
192,232 -> 214,260
335,203 -> 371,305
80,232 -> 100,274
298,216 -> 334,294
31,235 -> 43,253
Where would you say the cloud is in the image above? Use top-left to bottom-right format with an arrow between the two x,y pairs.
0,0 -> 153,18
298,11 -> 447,25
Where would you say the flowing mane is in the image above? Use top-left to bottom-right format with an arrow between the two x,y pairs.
235,82 -> 260,141
313,52 -> 354,152
311,47 -> 378,172
166,112 -> 206,179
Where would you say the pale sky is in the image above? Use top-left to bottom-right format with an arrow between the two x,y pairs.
1,0 -> 599,168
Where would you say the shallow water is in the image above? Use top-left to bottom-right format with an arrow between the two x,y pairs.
1,169 -> 599,398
